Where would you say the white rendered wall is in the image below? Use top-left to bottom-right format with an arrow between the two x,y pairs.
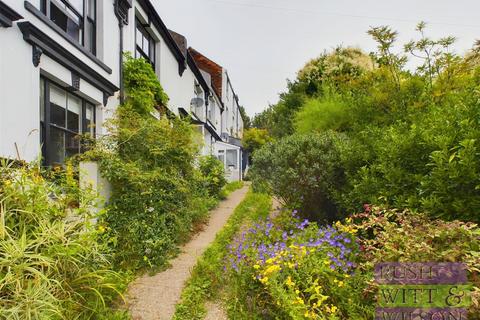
0,0 -> 121,162
0,23 -> 40,161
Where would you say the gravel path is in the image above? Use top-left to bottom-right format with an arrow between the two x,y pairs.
125,185 -> 250,320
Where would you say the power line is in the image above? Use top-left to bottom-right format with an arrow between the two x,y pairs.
206,0 -> 480,29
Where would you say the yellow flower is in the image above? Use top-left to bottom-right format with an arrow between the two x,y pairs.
325,304 -> 338,314
285,276 -> 295,287
253,264 -> 260,269
263,264 -> 280,275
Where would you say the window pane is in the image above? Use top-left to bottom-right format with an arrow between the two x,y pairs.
85,19 -> 95,52
68,0 -> 84,14
49,84 -> 66,127
40,79 -> 45,122
218,155 -> 225,165
67,94 -> 81,132
50,4 -> 69,31
66,16 -> 81,42
50,3 -> 81,42
50,127 -> 65,165
85,103 -> 95,135
65,131 -> 80,158
226,150 -> 237,169
136,29 -> 143,48
143,38 -> 150,56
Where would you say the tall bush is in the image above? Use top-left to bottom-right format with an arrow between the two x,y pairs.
198,155 -> 227,198
251,132 -> 346,222
84,56 -> 215,271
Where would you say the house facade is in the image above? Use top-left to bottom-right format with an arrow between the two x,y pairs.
0,0 -> 244,180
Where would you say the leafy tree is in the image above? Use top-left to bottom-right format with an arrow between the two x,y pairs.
239,106 -> 251,129
242,128 -> 272,155
294,96 -> 351,133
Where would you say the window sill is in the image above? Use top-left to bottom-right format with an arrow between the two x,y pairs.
24,1 -> 112,74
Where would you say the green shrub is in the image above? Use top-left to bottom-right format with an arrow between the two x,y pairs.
341,98 -> 480,221
251,132 -> 346,222
348,205 -> 480,317
294,96 -> 351,133
198,155 -> 227,198
83,56 -> 216,271
242,128 -> 273,155
123,53 -> 168,115
0,161 -> 126,319
91,108 -> 213,271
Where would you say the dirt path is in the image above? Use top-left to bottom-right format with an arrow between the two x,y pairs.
125,185 -> 250,320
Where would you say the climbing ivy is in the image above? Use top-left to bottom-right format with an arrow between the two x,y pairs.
123,53 -> 169,114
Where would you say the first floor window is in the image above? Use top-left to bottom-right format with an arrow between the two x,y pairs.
40,77 -> 96,166
41,0 -> 96,54
135,17 -> 156,68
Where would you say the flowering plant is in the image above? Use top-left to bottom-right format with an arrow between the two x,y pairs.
225,210 -> 371,319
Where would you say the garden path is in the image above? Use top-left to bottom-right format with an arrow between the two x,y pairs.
125,184 -> 250,320
203,197 -> 282,320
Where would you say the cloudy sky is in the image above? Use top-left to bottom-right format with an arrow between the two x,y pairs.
154,0 -> 480,117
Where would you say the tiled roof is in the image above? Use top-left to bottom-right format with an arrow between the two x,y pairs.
188,48 -> 223,98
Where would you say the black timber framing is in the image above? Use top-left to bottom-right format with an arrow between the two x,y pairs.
18,21 -> 119,103
0,1 -> 22,27
205,120 -> 222,141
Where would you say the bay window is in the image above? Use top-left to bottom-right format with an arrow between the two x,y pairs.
41,0 -> 96,54
40,78 -> 96,166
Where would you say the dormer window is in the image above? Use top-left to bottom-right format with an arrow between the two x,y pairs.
41,0 -> 96,54
135,17 -> 156,68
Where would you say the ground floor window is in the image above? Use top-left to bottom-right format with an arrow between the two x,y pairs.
40,77 -> 96,166
226,149 -> 238,170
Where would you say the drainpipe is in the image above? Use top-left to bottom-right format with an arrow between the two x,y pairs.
114,0 -> 132,105
118,23 -> 124,104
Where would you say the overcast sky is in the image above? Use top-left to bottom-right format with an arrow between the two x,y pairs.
154,0 -> 480,117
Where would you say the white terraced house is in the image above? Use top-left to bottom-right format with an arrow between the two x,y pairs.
0,0 -> 245,181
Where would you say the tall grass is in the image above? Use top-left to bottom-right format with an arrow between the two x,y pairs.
0,161 -> 127,319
